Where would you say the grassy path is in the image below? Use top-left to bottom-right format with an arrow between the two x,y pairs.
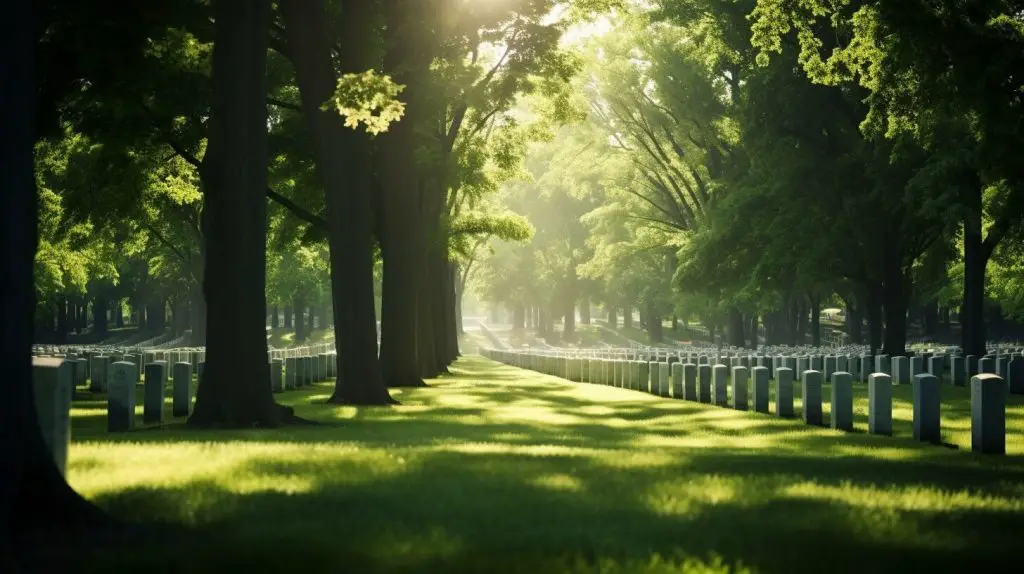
68,355 -> 1024,573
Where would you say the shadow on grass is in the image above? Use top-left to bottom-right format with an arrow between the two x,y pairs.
62,355 -> 1024,573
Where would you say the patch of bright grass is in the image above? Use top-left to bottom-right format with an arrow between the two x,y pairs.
265,327 -> 335,349
68,356 -> 1024,573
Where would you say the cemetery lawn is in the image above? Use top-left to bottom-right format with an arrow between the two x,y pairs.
67,356 -> 1024,574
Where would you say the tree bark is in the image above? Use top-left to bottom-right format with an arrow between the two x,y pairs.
866,282 -> 883,355
962,200 -> 990,356
293,294 -> 306,342
281,0 -> 395,404
623,306 -> 633,329
283,305 -> 292,329
881,245 -> 908,355
271,305 -> 279,329
579,296 -> 591,324
189,0 -> 289,427
646,301 -> 664,343
728,308 -> 745,347
2,6 -> 113,564
809,294 -> 821,347
377,4 -> 429,388
93,296 -> 108,339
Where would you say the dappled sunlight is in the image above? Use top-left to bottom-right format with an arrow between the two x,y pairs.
643,475 -> 749,516
781,481 -> 1024,513
531,473 -> 584,492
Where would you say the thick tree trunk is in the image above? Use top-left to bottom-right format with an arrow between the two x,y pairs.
647,301 -> 664,343
307,304 -> 316,335
749,313 -> 758,350
2,7 -> 113,564
271,305 -> 279,329
793,297 -> 806,344
376,9 -> 427,388
808,294 -> 820,347
881,246 -> 908,355
866,282 -> 883,355
623,306 -> 633,329
445,261 -> 460,361
579,296 -> 591,324
115,301 -> 124,328
962,202 -> 990,356
293,295 -> 306,342
189,0 -> 289,427
284,306 -> 292,329
728,308 -> 745,347
563,299 -> 576,340
93,297 -> 108,339
922,301 -> 938,337
56,298 -> 68,343
281,0 -> 395,404
513,304 -> 525,329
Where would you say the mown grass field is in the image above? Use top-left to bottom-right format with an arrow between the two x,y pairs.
67,355 -> 1024,573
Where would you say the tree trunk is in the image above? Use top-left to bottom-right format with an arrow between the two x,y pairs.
92,297 -> 108,339
922,301 -> 938,336
514,304 -> 525,329
189,0 -> 289,427
2,7 -> 113,562
281,0 -> 395,403
563,299 -> 576,340
646,301 -> 664,343
115,301 -> 124,328
271,305 -> 279,329
728,308 -> 745,347
881,246 -> 908,355
809,294 -> 821,347
608,307 -> 617,328
293,295 -> 306,342
579,296 -> 591,324
284,305 -> 292,329
376,7 -> 427,388
793,297 -> 806,344
445,261 -> 460,361
56,298 -> 68,343
749,313 -> 758,350
866,282 -> 883,355
307,304 -> 316,335
962,201 -> 990,356
623,306 -> 633,328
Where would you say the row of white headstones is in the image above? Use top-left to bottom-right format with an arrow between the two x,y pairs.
481,348 -> 1015,455
30,344 -> 339,477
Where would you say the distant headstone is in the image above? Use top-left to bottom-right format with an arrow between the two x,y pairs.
966,355 -> 978,379
698,364 -> 712,403
868,373 -> 892,435
824,356 -> 836,382
107,362 -> 136,432
910,356 -> 924,379
875,354 -> 890,375
32,357 -> 73,476
712,364 -> 728,405
144,363 -> 165,424
1009,358 -> 1024,395
683,363 -> 697,400
995,356 -> 1010,383
810,356 -> 823,372
979,356 -> 995,375
731,366 -> 748,410
775,367 -> 794,418
172,362 -> 192,417
928,356 -> 944,379
153,360 -> 169,386
971,374 -> 1006,455
802,370 -> 823,426
831,372 -> 854,431
859,356 -> 872,383
951,356 -> 966,387
893,356 -> 909,385
656,363 -> 668,396
671,363 -> 683,398
912,373 -> 941,444
751,366 -> 769,414
638,362 -> 649,393
89,355 -> 108,393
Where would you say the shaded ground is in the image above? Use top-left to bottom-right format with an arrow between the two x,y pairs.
65,355 -> 1024,573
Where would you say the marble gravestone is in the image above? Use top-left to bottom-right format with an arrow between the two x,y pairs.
912,373 -> 941,444
775,367 -> 794,418
830,372 -> 854,431
32,357 -> 74,476
172,362 -> 192,417
144,362 -> 166,424
971,374 -> 1006,455
802,370 -> 823,426
752,366 -> 769,414
868,373 -> 892,435
731,366 -> 748,410
108,361 -> 137,432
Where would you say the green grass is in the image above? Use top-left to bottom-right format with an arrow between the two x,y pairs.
266,327 -> 335,348
67,356 -> 1024,573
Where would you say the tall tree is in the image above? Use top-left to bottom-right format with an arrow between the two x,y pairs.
189,0 -> 290,426
1,1 -> 111,566
280,0 -> 396,404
